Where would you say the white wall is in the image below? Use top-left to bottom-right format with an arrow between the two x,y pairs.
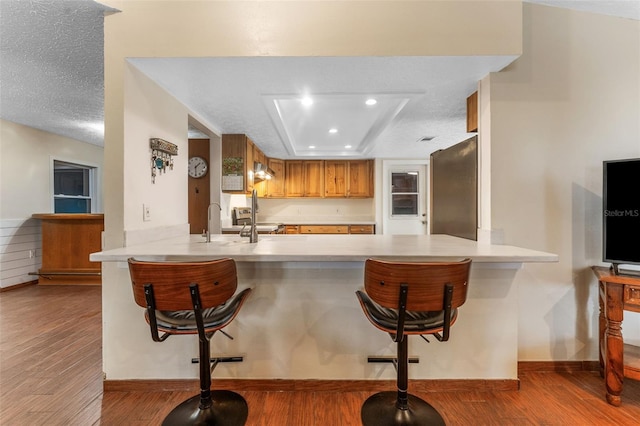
489,4 -> 640,360
0,119 -> 104,288
123,63 -> 190,233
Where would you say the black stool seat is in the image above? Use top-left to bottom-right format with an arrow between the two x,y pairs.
153,288 -> 252,332
356,291 -> 457,333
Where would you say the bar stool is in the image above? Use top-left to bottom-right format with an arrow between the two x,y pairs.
128,257 -> 252,426
355,258 -> 472,426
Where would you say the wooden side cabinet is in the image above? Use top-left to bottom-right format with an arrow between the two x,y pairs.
467,91 -> 478,133
592,266 -> 640,406
32,213 -> 104,285
221,134 -> 255,194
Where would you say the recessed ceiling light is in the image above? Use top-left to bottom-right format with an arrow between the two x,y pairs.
417,136 -> 436,142
329,128 -> 338,134
365,98 -> 377,106
345,145 -> 352,149
309,145 -> 316,149
301,97 -> 313,107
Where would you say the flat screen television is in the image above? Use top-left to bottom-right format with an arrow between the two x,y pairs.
603,158 -> 640,274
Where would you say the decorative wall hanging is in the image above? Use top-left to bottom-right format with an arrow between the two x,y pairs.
150,138 -> 178,183
222,157 -> 244,191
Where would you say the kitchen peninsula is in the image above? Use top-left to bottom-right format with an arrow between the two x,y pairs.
91,233 -> 556,387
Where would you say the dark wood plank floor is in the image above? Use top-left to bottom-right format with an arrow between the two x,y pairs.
2,284 -> 640,425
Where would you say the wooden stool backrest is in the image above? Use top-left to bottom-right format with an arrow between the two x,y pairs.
128,258 -> 237,311
364,258 -> 471,311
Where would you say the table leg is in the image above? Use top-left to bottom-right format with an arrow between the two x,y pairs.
598,282 -> 605,378
604,282 -> 624,406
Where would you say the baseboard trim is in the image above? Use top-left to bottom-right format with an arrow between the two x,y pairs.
517,360 -> 600,373
104,378 -> 519,393
105,362 -> 601,393
0,280 -> 38,292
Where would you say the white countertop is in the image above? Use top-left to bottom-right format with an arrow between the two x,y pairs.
90,233 -> 557,263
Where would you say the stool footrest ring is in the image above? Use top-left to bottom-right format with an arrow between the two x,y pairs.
367,356 -> 419,364
191,356 -> 244,364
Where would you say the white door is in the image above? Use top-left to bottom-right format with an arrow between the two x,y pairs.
383,165 -> 428,235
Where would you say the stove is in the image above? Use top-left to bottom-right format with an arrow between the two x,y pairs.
232,207 -> 252,225
231,207 -> 285,234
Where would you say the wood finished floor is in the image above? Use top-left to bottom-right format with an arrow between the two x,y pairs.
1,284 -> 640,425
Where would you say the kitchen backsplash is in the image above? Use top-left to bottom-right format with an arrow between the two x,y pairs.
221,195 -> 374,225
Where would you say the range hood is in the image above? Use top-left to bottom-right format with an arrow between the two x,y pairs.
253,161 -> 275,181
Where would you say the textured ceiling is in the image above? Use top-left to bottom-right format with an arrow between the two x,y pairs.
1,0 -> 638,158
0,0 -> 114,146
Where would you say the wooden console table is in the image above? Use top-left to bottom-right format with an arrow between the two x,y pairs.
592,266 -> 640,406
32,213 -> 104,285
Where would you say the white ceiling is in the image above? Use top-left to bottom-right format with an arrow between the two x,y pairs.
1,0 -> 638,158
129,55 -> 514,159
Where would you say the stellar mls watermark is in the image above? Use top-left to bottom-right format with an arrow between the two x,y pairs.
605,209 -> 640,217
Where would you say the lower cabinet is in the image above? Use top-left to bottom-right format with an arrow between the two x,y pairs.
349,225 -> 375,234
300,225 -> 349,234
285,224 -> 375,234
285,225 -> 300,234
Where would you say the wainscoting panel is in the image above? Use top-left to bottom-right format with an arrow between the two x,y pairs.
0,218 -> 41,288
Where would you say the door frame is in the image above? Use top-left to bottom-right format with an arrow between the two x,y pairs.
379,159 -> 429,235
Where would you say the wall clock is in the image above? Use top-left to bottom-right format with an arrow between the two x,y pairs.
188,156 -> 208,178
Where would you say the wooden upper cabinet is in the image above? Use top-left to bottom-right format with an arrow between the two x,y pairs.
348,160 -> 373,198
265,158 -> 285,197
325,159 -> 373,198
304,160 -> 324,198
466,91 -> 478,133
225,148 -> 373,198
254,144 -> 267,167
221,134 -> 255,194
285,161 -> 305,197
285,160 -> 324,197
324,161 -> 348,197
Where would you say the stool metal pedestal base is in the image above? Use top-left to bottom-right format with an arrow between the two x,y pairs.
162,390 -> 248,426
361,391 -> 445,426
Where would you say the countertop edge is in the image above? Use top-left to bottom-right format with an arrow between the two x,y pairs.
89,234 -> 558,264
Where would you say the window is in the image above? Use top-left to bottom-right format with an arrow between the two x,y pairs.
391,171 -> 419,216
53,160 -> 95,213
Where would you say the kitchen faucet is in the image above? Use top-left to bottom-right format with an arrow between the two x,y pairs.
250,189 -> 258,243
204,202 -> 222,243
240,189 -> 259,243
